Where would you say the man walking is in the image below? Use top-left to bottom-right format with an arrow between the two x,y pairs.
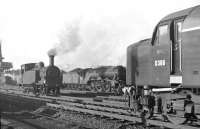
182,94 -> 198,124
147,91 -> 155,119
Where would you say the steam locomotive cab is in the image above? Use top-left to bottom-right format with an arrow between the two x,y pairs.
19,63 -> 43,95
20,63 -> 38,88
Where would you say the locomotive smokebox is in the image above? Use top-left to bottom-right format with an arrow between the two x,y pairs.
49,55 -> 54,66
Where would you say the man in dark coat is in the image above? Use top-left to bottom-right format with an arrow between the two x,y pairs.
182,94 -> 198,124
157,95 -> 162,114
147,91 -> 155,119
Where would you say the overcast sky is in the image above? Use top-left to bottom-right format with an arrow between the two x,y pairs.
0,0 -> 199,71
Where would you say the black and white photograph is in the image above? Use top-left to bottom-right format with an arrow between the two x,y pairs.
0,0 -> 200,129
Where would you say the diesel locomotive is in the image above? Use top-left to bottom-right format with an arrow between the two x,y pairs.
127,5 -> 200,123
19,54 -> 62,96
127,5 -> 200,93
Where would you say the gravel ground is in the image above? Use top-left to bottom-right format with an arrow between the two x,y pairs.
0,92 -> 165,129
0,93 -> 93,129
1,85 -> 199,129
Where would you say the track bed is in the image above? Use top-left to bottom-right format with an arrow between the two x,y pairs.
1,85 -> 200,129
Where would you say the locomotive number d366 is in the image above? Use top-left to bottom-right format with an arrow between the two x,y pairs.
154,59 -> 166,67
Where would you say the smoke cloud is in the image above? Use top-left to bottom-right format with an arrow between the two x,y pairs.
48,48 -> 57,56
48,20 -> 82,57
53,14 -> 151,71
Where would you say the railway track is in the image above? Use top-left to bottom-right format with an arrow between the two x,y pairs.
0,87 -> 129,110
46,102 -> 200,129
1,108 -> 83,129
1,88 -> 200,129
1,87 -> 200,116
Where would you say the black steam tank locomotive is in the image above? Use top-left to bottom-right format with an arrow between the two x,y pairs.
127,5 -> 200,123
19,54 -> 62,96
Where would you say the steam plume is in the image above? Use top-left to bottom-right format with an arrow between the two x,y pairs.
48,20 -> 82,57
48,48 -> 57,56
52,15 -> 150,71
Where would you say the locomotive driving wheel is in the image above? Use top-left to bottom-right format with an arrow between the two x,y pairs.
45,87 -> 49,95
104,82 -> 111,93
95,81 -> 103,92
40,84 -> 46,95
142,106 -> 151,119
32,84 -> 38,96
54,87 -> 60,96
89,82 -> 96,92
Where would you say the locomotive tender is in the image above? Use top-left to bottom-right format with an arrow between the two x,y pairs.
127,5 -> 200,94
19,54 -> 62,96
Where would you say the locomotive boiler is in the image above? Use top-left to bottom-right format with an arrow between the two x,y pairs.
45,54 -> 62,95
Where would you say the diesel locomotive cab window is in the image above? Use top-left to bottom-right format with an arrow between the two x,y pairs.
175,21 -> 182,42
158,25 -> 168,44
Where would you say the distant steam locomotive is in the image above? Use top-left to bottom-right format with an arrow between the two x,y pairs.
18,57 -> 126,95
19,54 -> 62,96
62,66 -> 126,93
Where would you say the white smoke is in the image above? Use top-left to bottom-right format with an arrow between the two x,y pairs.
48,20 -> 82,57
54,14 -> 151,71
48,48 -> 57,56
56,20 -> 82,54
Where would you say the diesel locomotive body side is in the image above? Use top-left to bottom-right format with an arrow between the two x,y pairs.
181,7 -> 200,88
136,39 -> 152,86
126,39 -> 152,87
126,43 -> 137,86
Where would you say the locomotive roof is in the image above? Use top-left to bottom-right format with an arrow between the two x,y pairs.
160,5 -> 200,22
128,38 -> 151,49
68,65 -> 125,74
21,62 -> 36,66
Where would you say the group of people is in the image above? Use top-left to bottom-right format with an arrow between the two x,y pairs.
123,86 -> 198,125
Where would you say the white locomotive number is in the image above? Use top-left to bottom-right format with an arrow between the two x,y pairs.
154,60 -> 165,67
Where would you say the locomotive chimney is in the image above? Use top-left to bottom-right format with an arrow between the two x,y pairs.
49,55 -> 54,66
48,48 -> 57,66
